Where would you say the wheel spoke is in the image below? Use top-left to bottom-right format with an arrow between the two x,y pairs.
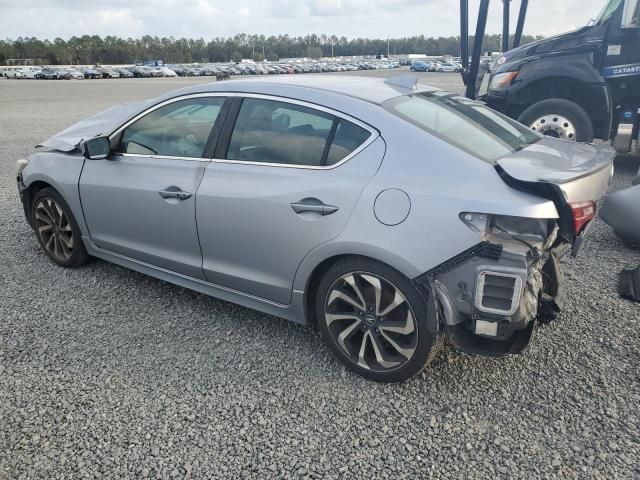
38,224 -> 53,235
360,274 -> 382,314
328,288 -> 365,311
325,312 -> 362,326
379,330 -> 415,359
45,233 -> 55,251
344,274 -> 366,309
379,310 -> 415,335
370,332 -> 402,368
357,331 -> 371,369
55,204 -> 64,228
58,233 -> 73,249
36,205 -> 54,225
337,318 -> 362,352
378,289 -> 406,316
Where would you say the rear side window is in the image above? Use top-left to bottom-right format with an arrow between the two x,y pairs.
382,92 -> 540,163
326,120 -> 371,166
227,98 -> 372,167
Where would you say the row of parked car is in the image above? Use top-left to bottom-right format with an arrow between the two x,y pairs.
409,60 -> 463,72
1,60 -> 401,80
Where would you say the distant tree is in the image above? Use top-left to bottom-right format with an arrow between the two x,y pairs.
306,46 -> 323,59
0,34 -> 543,66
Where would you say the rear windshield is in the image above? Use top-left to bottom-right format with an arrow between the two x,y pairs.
382,92 -> 540,163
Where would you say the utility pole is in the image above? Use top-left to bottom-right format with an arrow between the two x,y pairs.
331,41 -> 334,59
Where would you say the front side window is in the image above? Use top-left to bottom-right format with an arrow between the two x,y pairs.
382,92 -> 540,163
227,98 -> 371,167
118,97 -> 225,158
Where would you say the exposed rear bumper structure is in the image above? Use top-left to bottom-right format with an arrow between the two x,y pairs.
413,227 -> 568,357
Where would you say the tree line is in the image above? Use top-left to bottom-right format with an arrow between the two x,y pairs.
0,33 -> 540,65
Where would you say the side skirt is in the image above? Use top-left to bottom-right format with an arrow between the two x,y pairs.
82,236 -> 307,325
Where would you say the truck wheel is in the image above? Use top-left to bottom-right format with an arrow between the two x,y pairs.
518,99 -> 594,142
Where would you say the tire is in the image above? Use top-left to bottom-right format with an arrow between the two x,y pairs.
31,187 -> 90,268
315,257 -> 442,383
410,67 -> 415,72
518,98 -> 594,142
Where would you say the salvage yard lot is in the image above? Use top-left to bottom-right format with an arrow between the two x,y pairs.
0,72 -> 638,479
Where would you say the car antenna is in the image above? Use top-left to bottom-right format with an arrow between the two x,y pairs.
384,75 -> 419,90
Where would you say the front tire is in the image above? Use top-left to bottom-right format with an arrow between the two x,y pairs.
518,98 -> 594,142
315,258 -> 442,383
31,187 -> 90,268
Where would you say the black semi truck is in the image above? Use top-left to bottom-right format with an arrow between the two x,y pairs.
461,0 -> 640,154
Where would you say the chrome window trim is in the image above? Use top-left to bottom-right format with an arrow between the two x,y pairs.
110,153 -> 211,162
108,91 -> 379,169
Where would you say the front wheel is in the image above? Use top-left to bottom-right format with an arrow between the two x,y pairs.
518,98 -> 594,142
315,258 -> 442,382
31,188 -> 90,268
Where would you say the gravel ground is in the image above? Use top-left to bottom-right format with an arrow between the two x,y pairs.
0,73 -> 639,480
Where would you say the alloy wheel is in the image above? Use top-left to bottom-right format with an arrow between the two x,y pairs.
34,197 -> 74,262
324,271 -> 418,372
529,114 -> 576,140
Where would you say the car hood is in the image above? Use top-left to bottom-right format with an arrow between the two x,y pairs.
38,100 -> 153,152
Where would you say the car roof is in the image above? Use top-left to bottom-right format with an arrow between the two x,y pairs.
162,75 -> 440,106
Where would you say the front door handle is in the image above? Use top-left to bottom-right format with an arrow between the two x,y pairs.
290,198 -> 339,216
159,187 -> 192,201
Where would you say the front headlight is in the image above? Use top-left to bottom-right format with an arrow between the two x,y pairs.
16,158 -> 28,176
489,71 -> 518,90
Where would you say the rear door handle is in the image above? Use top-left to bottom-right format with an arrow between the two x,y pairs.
290,198 -> 339,216
159,187 -> 192,201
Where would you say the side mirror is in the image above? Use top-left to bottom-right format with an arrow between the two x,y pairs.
81,136 -> 111,160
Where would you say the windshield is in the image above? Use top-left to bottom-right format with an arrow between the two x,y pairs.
383,92 -> 540,163
595,0 -> 624,24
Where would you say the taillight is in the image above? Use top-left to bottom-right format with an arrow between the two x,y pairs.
570,201 -> 596,235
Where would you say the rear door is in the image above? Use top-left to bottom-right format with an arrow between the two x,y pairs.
79,94 -> 229,279
196,95 -> 384,304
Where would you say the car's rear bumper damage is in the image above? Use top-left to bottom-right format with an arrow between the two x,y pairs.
413,219 -> 569,357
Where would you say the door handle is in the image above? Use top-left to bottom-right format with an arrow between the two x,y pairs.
159,187 -> 192,201
290,198 -> 339,216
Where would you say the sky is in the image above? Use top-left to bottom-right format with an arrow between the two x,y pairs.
0,0 -> 608,40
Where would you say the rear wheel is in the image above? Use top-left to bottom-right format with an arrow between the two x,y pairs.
315,258 -> 442,383
518,99 -> 594,142
31,188 -> 90,268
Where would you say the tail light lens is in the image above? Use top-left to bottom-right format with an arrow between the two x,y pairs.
570,201 -> 596,235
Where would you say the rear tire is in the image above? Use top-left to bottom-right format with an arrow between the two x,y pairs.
31,187 -> 90,268
518,99 -> 594,142
315,257 -> 442,383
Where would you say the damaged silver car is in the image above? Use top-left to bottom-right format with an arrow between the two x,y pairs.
16,76 -> 615,382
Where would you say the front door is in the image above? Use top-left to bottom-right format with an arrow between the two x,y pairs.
79,95 -> 228,279
196,96 -> 383,304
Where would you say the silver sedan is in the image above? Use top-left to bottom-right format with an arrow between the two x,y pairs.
16,75 -> 615,382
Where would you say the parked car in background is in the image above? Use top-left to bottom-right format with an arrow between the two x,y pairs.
83,68 -> 102,79
21,66 -> 42,79
16,75 -> 614,382
158,66 -> 178,77
410,61 -> 430,72
39,68 -> 60,80
437,63 -> 461,73
98,68 -> 120,79
59,68 -> 84,80
117,68 -> 134,78
2,68 -> 25,79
